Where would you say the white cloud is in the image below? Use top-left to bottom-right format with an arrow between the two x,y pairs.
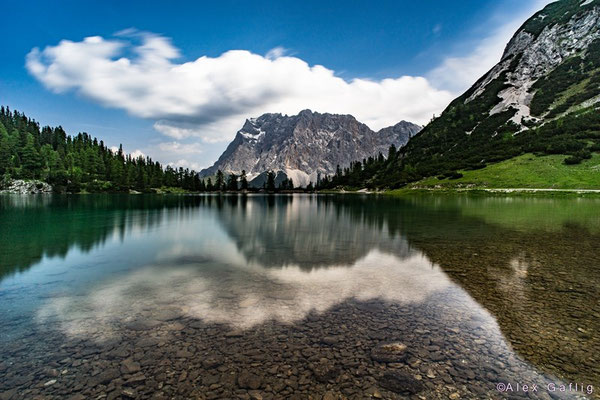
26,31 -> 453,143
157,141 -> 203,155
168,159 -> 203,171
428,0 -> 554,93
130,149 -> 145,159
26,2 -> 555,168
265,46 -> 288,60
109,145 -> 145,159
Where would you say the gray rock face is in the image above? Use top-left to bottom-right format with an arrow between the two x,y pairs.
200,110 -> 421,187
0,179 -> 52,194
466,1 -> 600,126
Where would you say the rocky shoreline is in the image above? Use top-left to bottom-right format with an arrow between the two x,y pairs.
0,179 -> 52,194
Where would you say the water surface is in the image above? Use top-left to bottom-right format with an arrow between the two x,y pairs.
0,194 -> 598,399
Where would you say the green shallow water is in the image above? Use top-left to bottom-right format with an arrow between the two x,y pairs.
0,194 -> 598,399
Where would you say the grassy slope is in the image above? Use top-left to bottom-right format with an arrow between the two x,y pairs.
406,153 -> 600,190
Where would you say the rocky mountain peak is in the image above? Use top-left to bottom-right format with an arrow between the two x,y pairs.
199,111 -> 421,186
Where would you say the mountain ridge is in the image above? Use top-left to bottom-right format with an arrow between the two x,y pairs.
199,110 -> 421,187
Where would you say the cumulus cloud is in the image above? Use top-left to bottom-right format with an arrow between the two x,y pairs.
428,0 -> 554,93
26,31 -> 453,143
109,145 -> 145,159
25,2 -> 555,166
152,142 -> 204,170
157,141 -> 203,154
168,159 -> 203,171
130,149 -> 146,159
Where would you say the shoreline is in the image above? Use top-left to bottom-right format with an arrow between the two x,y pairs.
2,179 -> 600,197
319,187 -> 600,197
386,187 -> 600,196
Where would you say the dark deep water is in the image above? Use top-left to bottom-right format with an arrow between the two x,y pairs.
0,194 -> 598,399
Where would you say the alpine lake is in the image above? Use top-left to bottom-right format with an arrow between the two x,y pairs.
0,193 -> 598,400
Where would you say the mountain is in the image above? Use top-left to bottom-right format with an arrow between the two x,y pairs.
464,0 -> 600,128
322,0 -> 600,189
199,110 -> 421,187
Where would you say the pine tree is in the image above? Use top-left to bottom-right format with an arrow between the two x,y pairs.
20,134 -> 43,178
266,171 -> 276,191
215,170 -> 224,191
227,173 -> 238,191
240,170 -> 248,190
0,122 -> 12,175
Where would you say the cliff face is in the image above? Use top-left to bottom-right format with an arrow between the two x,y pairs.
465,0 -> 600,126
200,110 -> 421,186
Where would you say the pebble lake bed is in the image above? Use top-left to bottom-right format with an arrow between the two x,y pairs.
0,194 -> 598,399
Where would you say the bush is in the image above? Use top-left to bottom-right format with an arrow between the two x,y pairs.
48,170 -> 69,186
84,180 -> 114,193
564,155 -> 582,165
589,142 -> 600,152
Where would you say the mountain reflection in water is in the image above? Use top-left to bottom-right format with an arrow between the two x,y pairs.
0,193 -> 598,396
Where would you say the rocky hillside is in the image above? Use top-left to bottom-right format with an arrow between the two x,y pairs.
406,0 -> 600,170
199,110 -> 421,187
469,0 -> 600,126
325,0 -> 600,189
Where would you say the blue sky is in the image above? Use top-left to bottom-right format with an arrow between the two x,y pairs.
1,0 -> 551,170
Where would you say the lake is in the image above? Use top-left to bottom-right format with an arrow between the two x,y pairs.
0,194 -> 598,399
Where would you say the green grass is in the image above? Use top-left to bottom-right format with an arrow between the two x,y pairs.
406,153 -> 600,190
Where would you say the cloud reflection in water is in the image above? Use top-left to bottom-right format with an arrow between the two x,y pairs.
36,248 -> 451,338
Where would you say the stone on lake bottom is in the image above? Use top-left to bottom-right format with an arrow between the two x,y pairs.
321,336 -> 339,345
121,358 -> 141,374
237,370 -> 263,389
370,342 -> 408,363
311,359 -> 339,383
378,371 -> 424,395
322,391 -> 338,400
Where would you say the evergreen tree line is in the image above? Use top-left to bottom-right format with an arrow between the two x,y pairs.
212,169 -> 298,192
314,150 -> 389,190
0,106 -> 308,193
0,106 -> 207,192
316,102 -> 600,190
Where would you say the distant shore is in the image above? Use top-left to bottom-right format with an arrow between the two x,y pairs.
3,178 -> 600,197
320,187 -> 600,197
385,187 -> 600,197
